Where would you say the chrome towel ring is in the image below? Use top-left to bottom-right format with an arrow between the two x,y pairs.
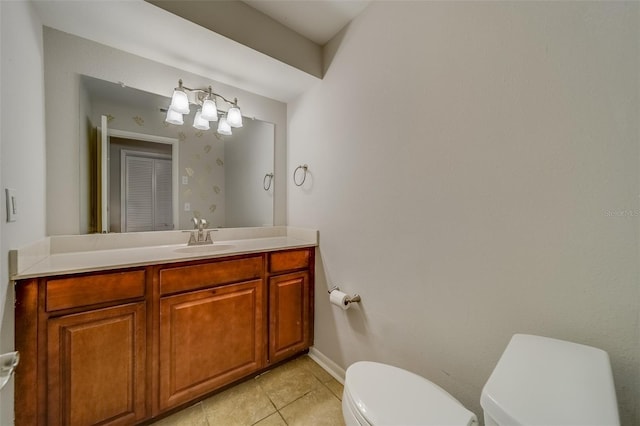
263,173 -> 274,191
293,164 -> 308,187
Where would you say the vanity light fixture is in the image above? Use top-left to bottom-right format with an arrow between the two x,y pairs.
169,80 -> 190,114
192,110 -> 210,130
165,108 -> 184,126
166,79 -> 243,135
217,116 -> 232,136
226,102 -> 243,128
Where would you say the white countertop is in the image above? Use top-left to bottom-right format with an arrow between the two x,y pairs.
11,227 -> 318,280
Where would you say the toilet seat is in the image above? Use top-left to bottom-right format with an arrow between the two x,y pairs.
344,361 -> 477,426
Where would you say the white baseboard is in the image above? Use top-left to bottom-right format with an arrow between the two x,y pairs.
308,347 -> 346,385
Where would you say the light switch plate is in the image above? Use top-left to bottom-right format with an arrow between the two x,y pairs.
182,176 -> 189,185
184,202 -> 191,212
5,189 -> 17,222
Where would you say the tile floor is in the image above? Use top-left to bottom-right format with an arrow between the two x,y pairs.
152,355 -> 346,426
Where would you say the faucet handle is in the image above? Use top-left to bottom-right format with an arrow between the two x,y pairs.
182,230 -> 197,245
201,219 -> 208,229
204,229 -> 218,244
192,217 -> 199,229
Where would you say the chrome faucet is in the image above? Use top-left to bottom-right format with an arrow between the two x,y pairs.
186,217 -> 215,245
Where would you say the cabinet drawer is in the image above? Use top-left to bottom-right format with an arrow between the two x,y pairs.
46,270 -> 146,312
269,249 -> 310,274
159,256 -> 263,296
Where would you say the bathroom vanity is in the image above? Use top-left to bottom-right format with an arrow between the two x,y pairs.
11,228 -> 316,425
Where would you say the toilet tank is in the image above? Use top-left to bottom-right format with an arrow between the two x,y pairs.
480,334 -> 619,426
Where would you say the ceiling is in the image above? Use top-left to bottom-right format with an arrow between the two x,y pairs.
33,1 -> 371,103
242,0 -> 371,45
81,75 -> 170,114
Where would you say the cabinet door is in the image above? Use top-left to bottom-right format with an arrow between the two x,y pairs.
159,279 -> 264,410
47,302 -> 147,426
269,271 -> 310,364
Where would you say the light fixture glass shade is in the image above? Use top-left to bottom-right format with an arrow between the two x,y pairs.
170,89 -> 190,114
165,108 -> 184,125
227,106 -> 243,128
193,110 -> 210,130
200,99 -> 218,121
217,116 -> 232,136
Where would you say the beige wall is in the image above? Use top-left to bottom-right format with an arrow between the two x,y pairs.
44,28 -> 288,235
225,119 -> 275,227
0,2 -> 47,424
288,2 -> 639,424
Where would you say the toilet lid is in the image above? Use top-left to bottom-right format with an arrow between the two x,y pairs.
345,361 -> 477,426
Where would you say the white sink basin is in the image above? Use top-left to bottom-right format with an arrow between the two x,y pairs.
174,244 -> 235,254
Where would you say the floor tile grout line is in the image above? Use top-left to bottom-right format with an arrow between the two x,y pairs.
272,374 -> 325,412
257,378 -> 285,425
249,409 -> 273,426
319,380 -> 342,402
276,410 -> 289,426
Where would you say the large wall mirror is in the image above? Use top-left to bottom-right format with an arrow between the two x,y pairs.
80,75 -> 275,233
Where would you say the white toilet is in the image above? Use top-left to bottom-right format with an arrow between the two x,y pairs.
342,334 -> 620,426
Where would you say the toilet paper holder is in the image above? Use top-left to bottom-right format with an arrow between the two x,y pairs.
328,286 -> 361,304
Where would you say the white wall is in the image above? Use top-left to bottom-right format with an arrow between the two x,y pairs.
225,119 -> 275,227
0,1 -> 47,424
44,28 -> 288,235
288,2 -> 639,424
78,78 -> 92,233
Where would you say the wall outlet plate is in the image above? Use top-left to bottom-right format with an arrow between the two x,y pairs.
5,188 -> 17,222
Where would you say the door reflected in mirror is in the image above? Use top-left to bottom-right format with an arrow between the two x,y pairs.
82,76 -> 275,233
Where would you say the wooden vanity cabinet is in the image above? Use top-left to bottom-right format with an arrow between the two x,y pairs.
268,249 -> 315,364
157,255 -> 266,411
14,248 -> 315,426
16,270 -> 149,426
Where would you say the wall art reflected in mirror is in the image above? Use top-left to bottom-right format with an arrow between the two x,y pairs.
81,75 -> 275,233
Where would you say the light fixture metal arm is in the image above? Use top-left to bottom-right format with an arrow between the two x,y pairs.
177,83 -> 236,107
